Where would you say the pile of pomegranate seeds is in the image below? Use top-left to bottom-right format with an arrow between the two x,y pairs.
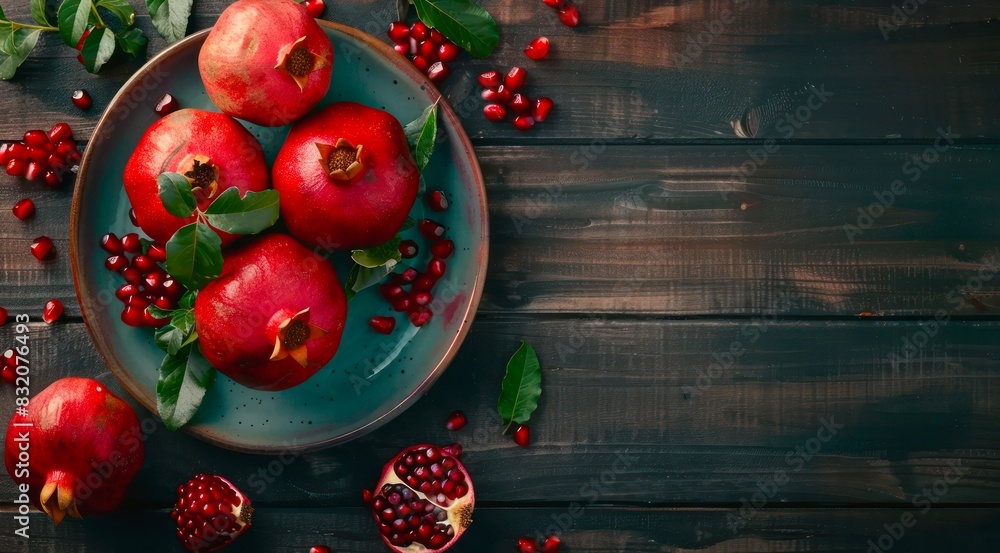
387,21 -> 460,84
0,123 -> 80,186
71,89 -> 92,110
42,299 -> 63,324
101,231 -> 186,328
542,0 -> 580,27
524,36 -> 550,60
517,534 -> 562,553
479,68 -> 553,131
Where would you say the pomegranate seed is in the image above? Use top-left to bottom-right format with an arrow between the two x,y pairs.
409,37 -> 419,56
543,0 -> 563,7
105,255 -> 128,272
303,0 -> 325,18
71,89 -> 93,110
144,271 -> 165,292
431,239 -> 454,259
388,21 -> 410,44
481,88 -> 500,102
6,158 -> 27,177
43,169 -> 61,188
427,258 -> 446,278
154,93 -> 180,116
370,315 -> 396,334
410,21 -> 430,41
0,306 -> 6,326
445,410 -> 467,431
418,219 -> 445,241
426,190 -> 449,211
42,299 -> 63,323
412,274 -> 437,292
525,36 -> 550,60
116,284 -> 138,301
510,93 -> 532,114
478,71 -> 501,89
121,232 -> 141,253
533,97 -> 554,122
27,146 -> 48,164
483,103 -> 507,122
409,307 -> 432,327
132,254 -> 157,273
142,309 -> 169,328
30,236 -> 55,262
0,143 -> 8,165
401,268 -> 420,283
128,295 -> 150,310
505,67 -> 526,91
129,208 -> 139,226
413,291 -> 433,306
100,233 -> 123,254
394,43 -> 409,55
123,267 -> 143,285
392,297 -> 413,312
23,130 -> 49,148
419,40 -> 437,61
24,162 -> 43,182
399,239 -> 419,259
361,488 -> 373,505
380,282 -> 407,302
162,279 -> 183,300
54,140 -> 77,160
309,547 -> 332,553
542,535 -> 562,553
427,61 -> 450,83
517,537 -> 539,553
48,122 -> 73,143
430,29 -> 445,44
495,84 -> 514,103
513,115 -> 536,131
513,424 -> 531,447
147,244 -> 167,262
412,55 -> 430,72
121,305 -> 144,327
558,4 -> 580,26
7,143 -> 27,161
437,42 -> 460,63
12,199 -> 35,220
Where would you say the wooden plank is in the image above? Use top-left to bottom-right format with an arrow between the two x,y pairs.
2,1 -> 1000,141
2,506 -> 999,552
4,145 -> 1000,317
3,317 -> 1000,506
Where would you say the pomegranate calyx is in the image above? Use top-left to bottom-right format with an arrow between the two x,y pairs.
269,308 -> 328,367
275,36 -> 330,91
40,472 -> 82,526
316,139 -> 365,182
180,154 -> 220,202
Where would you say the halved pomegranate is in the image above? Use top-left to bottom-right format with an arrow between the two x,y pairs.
370,444 -> 473,552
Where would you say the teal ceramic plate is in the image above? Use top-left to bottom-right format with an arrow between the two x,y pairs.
70,22 -> 488,453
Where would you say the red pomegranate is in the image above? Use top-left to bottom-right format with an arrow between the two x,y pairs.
368,444 -> 474,552
273,102 -> 419,250
4,378 -> 144,525
123,109 -> 269,247
198,0 -> 334,126
194,233 -> 347,391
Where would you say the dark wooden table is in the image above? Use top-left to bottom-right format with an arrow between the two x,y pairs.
4,0 -> 1000,551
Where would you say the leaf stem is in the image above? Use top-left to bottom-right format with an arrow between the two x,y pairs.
90,4 -> 106,28
9,21 -> 58,32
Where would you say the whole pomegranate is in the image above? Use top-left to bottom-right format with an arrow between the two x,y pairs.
4,378 -> 144,525
273,102 -> 420,250
194,233 -> 347,391
199,0 -> 334,126
172,473 -> 252,552
123,108 -> 269,247
368,444 -> 474,552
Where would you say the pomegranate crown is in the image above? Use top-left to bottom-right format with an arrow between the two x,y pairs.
316,139 -> 365,182
275,36 -> 330,91
270,308 -> 328,367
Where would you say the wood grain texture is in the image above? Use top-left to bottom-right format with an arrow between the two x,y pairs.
2,1 -> 1000,141
2,317 -> 1000,507
4,145 -> 1000,317
2,506 -> 999,552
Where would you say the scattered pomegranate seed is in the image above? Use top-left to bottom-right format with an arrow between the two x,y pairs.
517,537 -> 539,553
427,258 -> 446,279
478,70 -> 501,89
121,232 -> 141,253
505,67 -> 526,91
147,244 -> 167,263
380,282 -> 406,302
542,535 -> 562,553
401,268 -> 420,283
42,299 -> 63,324
418,219 -> 446,241
430,29 -> 445,44
533,97 -> 554,122
484,103 -> 507,122
361,488 -> 373,505
513,424 -> 531,447
129,208 -> 139,226
431,239 -> 455,259
30,236 -> 55,262
542,0 -> 563,7
411,21 -> 430,41
24,162 -> 43,182
116,283 -> 138,301
0,306 -> 7,326
369,315 -> 396,334
510,93 -> 532,114
558,4 -> 580,26
6,158 -> 27,177
427,61 -> 451,84
513,115 -> 536,131
426,190 -> 449,211
412,55 -> 430,72
71,89 -> 93,110
392,297 -> 413,312
154,93 -> 180,116
48,122 -> 72,143
445,410 -> 467,431
303,0 -> 325,18
121,305 -> 144,327
388,21 -> 410,43
525,36 -> 550,60
23,130 -> 48,148
100,233 -> 123,254
481,88 -> 500,102
105,255 -> 128,272
12,198 -> 35,220
437,42 -> 460,62
408,307 -> 432,327
1,363 -> 14,386
132,254 -> 156,273
412,274 -> 437,292
412,291 -> 433,306
309,547 -> 332,553
399,239 -> 419,259
123,266 -> 143,285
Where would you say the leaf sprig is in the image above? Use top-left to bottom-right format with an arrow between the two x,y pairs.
410,0 -> 499,58
497,341 -> 542,433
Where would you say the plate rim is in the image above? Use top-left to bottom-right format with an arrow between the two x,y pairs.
69,21 -> 489,454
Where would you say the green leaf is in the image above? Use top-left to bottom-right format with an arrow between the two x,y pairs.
81,26 -> 116,73
58,0 -> 94,47
352,235 -> 402,269
401,217 -> 415,231
404,101 -> 438,172
0,29 -> 42,80
344,263 -> 394,302
157,172 -> 197,218
31,0 -> 54,26
156,344 -> 216,431
154,323 -> 185,356
170,308 -> 194,336
146,0 -> 192,43
178,289 -> 196,310
497,341 -> 542,427
165,221 -> 223,290
147,305 -> 174,320
203,188 -> 280,235
411,0 -> 498,58
97,0 -> 135,27
115,26 -> 147,58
